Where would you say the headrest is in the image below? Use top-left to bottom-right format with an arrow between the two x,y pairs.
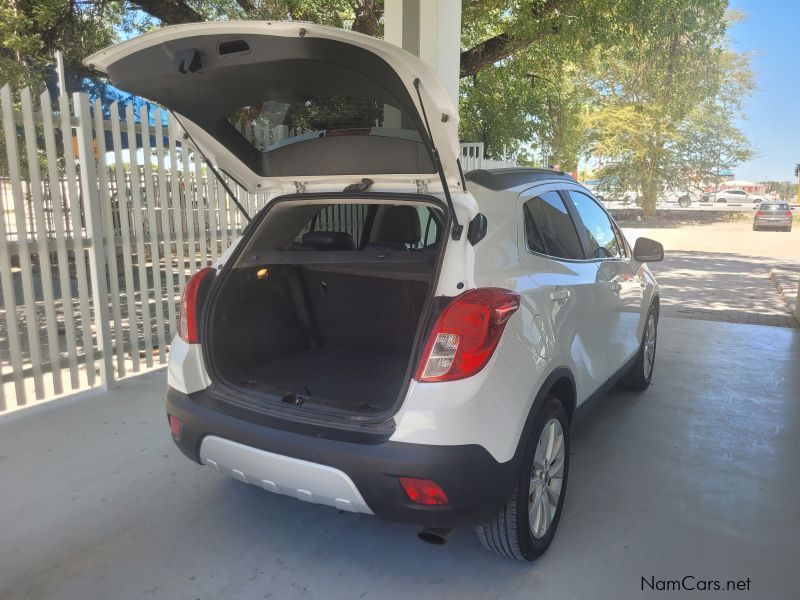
373,205 -> 421,246
300,230 -> 356,250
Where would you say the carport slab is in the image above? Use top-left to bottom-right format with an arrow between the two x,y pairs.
1,317 -> 798,599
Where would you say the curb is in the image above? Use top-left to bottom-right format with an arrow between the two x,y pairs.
769,268 -> 800,325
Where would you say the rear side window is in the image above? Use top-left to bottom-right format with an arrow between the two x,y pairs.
417,206 -> 440,247
523,191 -> 584,260
568,191 -> 621,259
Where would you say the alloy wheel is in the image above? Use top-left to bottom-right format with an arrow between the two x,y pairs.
643,313 -> 657,379
529,418 -> 565,539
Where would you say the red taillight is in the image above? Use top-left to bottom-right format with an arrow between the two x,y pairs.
168,414 -> 183,439
178,267 -> 214,344
398,476 -> 449,505
755,211 -> 764,217
415,288 -> 520,382
786,211 -> 793,217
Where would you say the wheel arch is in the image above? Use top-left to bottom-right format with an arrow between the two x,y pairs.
512,366 -> 576,466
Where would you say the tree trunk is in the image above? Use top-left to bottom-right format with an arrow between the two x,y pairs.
641,178 -> 658,217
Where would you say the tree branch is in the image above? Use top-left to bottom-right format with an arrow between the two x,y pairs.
460,0 -> 565,78
235,0 -> 255,12
127,0 -> 203,25
460,33 -> 518,78
351,0 -> 382,37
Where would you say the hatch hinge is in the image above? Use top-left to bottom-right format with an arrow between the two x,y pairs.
294,181 -> 306,194
415,179 -> 428,194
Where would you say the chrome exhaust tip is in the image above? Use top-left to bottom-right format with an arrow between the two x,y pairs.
417,527 -> 452,545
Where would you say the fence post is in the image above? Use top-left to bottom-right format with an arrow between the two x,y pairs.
74,92 -> 114,389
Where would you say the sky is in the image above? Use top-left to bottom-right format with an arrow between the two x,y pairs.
728,0 -> 799,182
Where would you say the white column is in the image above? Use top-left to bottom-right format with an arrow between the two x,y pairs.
418,0 -> 462,106
384,0 -> 420,55
384,0 -> 462,106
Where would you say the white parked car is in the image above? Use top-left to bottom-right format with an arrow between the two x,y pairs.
87,22 -> 663,561
701,189 -> 762,204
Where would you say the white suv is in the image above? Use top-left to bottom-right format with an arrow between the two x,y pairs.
87,22 -> 663,561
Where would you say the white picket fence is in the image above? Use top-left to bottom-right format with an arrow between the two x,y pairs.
460,142 -> 516,171
0,84 -> 272,412
0,83 -> 511,413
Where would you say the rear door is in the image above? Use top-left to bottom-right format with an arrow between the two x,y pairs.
518,186 -> 606,401
84,21 -> 462,194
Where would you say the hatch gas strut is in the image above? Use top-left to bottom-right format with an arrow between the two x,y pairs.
413,78 -> 463,241
171,112 -> 252,223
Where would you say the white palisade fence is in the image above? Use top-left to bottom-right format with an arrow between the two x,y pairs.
460,142 -> 516,171
0,83 -> 511,413
0,85 -> 270,412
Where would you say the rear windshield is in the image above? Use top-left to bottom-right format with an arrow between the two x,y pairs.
761,203 -> 789,210
228,95 -> 422,152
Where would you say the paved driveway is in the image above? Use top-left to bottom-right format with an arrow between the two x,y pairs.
1,317 -> 798,599
624,222 -> 799,327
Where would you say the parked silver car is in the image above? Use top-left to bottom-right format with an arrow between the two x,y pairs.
753,202 -> 793,231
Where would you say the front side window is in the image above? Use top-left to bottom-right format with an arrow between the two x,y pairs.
568,191 -> 621,259
523,191 -> 584,260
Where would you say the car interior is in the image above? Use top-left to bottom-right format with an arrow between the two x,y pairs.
206,202 -> 444,416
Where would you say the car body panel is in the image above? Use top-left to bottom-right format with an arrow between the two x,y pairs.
388,178 -> 658,461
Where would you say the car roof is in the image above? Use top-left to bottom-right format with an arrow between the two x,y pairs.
465,168 -> 575,191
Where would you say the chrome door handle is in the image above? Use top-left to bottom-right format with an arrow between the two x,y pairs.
549,289 -> 571,304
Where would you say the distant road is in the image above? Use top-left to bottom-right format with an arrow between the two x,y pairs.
604,201 -> 799,212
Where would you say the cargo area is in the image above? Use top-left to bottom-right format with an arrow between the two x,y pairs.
204,199 -> 444,418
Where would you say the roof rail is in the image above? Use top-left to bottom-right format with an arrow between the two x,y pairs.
465,167 -> 574,191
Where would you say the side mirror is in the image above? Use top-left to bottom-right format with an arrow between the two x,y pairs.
467,213 -> 488,245
633,237 -> 664,262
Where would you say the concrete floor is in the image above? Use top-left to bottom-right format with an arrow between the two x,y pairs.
1,317 -> 798,600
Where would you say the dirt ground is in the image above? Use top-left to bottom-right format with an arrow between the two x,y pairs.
623,217 -> 800,261
621,220 -> 799,327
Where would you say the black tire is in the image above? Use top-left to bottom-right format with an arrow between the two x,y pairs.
752,224 -> 758,231
476,397 -> 570,561
620,304 -> 658,391
678,197 -> 690,208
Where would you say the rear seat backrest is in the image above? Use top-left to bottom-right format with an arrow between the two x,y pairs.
299,268 -> 428,355
367,205 -> 421,250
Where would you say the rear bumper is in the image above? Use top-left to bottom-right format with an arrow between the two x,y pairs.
167,386 -> 515,528
754,217 -> 792,228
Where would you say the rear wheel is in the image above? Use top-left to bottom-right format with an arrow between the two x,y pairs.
678,197 -> 690,208
476,397 -> 570,561
620,305 -> 658,391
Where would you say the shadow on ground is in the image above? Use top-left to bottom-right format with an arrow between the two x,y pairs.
647,250 -> 798,327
